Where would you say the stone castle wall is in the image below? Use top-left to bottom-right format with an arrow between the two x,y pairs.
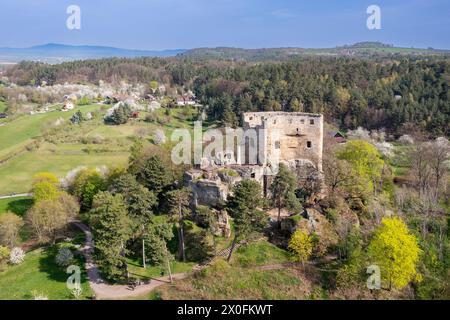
243,112 -> 323,171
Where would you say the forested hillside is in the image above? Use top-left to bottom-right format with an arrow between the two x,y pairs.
4,56 -> 450,136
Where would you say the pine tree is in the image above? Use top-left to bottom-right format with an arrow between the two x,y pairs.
136,155 -> 172,196
166,188 -> 191,262
89,192 -> 133,281
270,164 -> 299,227
226,180 -> 267,261
144,217 -> 174,282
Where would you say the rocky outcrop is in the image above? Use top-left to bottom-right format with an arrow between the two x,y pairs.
187,176 -> 229,208
211,210 -> 232,238
281,208 -> 338,257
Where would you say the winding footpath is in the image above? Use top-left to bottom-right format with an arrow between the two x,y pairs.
72,221 -> 190,300
0,193 -> 32,200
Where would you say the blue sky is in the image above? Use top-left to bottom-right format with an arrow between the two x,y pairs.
0,0 -> 449,49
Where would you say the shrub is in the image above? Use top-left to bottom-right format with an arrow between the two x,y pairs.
70,287 -> 83,299
9,247 -> 25,265
31,290 -> 49,300
0,246 -> 10,266
398,134 -> 414,145
288,230 -> 313,265
153,129 -> 166,145
144,113 -> 157,123
0,212 -> 24,247
55,247 -> 74,267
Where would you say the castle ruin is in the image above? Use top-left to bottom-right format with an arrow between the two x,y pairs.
185,112 -> 324,207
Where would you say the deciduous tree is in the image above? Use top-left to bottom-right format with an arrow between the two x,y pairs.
26,192 -> 79,244
0,213 -> 24,247
367,217 -> 422,290
288,230 -> 314,268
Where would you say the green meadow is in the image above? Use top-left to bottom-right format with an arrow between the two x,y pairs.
0,104 -> 199,194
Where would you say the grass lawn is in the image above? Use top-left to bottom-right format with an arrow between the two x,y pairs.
146,240 -> 298,300
232,240 -> 291,267
127,257 -> 196,280
0,105 -> 203,195
0,104 -> 103,159
0,242 -> 92,300
153,260 -> 312,300
0,196 -> 34,216
0,196 -> 34,242
0,150 -> 129,194
0,101 -> 6,113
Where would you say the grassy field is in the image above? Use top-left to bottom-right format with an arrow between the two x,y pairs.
0,105 -> 200,194
0,148 -> 129,194
0,101 -> 6,113
0,196 -> 34,243
0,104 -> 103,160
127,258 -> 196,280
0,196 -> 34,216
0,245 -> 92,300
145,240 -> 307,300
232,241 -> 291,267
0,193 -> 92,300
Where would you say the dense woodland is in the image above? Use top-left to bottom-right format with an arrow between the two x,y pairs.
3,55 -> 449,137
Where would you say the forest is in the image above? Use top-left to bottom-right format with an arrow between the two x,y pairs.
3,55 -> 449,137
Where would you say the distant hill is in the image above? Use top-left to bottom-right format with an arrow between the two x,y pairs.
1,42 -> 449,64
178,42 -> 450,61
0,43 -> 186,64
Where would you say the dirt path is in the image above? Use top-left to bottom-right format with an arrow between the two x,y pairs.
0,193 -> 32,200
72,221 -> 190,300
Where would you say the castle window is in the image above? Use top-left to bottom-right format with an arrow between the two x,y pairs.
307,141 -> 312,148
300,119 -> 305,124
310,119 -> 315,125
249,117 -> 253,120
275,141 -> 281,149
274,120 -> 277,124
251,173 -> 256,178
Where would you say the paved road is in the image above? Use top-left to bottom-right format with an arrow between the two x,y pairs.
72,221 -> 190,300
0,193 -> 32,200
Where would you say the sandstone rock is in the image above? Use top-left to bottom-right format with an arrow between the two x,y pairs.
211,210 -> 231,238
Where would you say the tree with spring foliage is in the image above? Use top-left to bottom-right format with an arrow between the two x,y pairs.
337,140 -> 384,200
368,217 -> 422,290
0,213 -> 24,248
70,169 -> 107,212
32,172 -> 60,202
26,192 -> 79,244
288,229 -> 314,268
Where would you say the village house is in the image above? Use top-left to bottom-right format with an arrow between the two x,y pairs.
329,131 -> 347,144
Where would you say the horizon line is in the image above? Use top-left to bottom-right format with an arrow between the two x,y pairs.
1,41 -> 449,52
